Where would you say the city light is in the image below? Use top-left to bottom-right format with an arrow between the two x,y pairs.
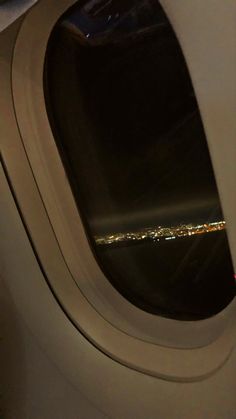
95,220 -> 226,246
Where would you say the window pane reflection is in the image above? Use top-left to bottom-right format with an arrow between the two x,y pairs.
44,0 -> 235,320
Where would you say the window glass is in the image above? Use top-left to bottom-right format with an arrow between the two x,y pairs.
44,0 -> 235,320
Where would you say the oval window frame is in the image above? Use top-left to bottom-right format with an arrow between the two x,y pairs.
10,0 -> 236,380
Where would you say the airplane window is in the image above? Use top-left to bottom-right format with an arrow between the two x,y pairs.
44,0 -> 235,320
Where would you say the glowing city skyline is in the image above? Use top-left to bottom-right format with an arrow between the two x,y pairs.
95,220 -> 226,246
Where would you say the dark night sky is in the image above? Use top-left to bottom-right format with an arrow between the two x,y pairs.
64,13 -> 222,234
45,0 -> 235,319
